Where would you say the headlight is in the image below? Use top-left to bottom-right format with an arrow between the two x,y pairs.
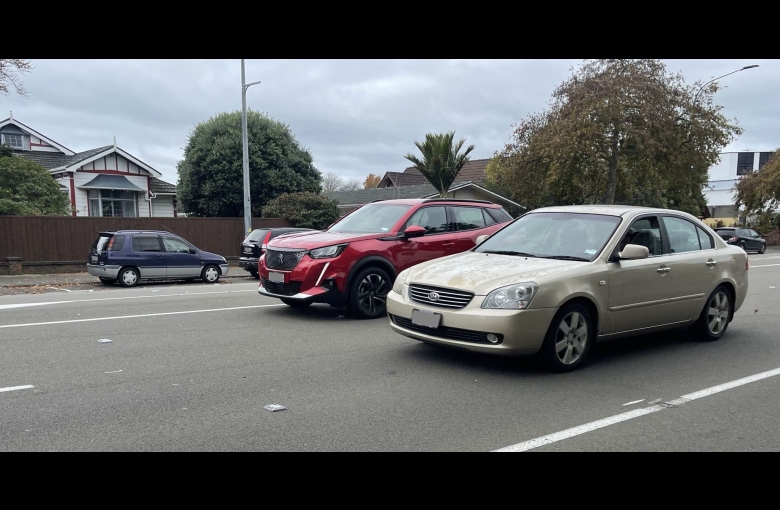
308,243 -> 348,259
392,268 -> 411,294
482,282 -> 538,309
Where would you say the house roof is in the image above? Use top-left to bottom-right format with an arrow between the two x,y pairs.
376,158 -> 490,188
0,116 -> 75,155
150,177 -> 177,194
77,174 -> 146,192
15,145 -> 113,171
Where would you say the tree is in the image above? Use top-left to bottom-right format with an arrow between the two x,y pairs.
1,59 -> 34,97
176,110 -> 322,217
261,192 -> 339,230
322,171 -> 343,193
363,173 -> 381,188
486,59 -> 743,215
0,148 -> 72,215
404,131 -> 474,198
340,177 -> 363,191
735,149 -> 780,217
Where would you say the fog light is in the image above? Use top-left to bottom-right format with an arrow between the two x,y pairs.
487,334 -> 499,344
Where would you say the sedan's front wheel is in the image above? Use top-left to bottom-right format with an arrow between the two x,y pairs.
540,303 -> 594,372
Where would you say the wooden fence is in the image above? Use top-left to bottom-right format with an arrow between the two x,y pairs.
0,216 -> 293,264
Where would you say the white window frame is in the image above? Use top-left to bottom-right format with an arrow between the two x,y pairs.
88,189 -> 138,217
1,133 -> 30,150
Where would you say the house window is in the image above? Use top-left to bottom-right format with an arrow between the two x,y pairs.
737,152 -> 754,176
758,152 -> 774,170
88,189 -> 137,217
0,133 -> 30,150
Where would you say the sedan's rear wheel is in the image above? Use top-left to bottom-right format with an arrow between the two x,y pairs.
696,285 -> 732,341
540,303 -> 593,372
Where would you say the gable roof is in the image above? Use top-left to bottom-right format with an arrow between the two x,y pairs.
78,174 -> 146,191
420,181 -> 525,210
376,158 -> 490,188
0,117 -> 75,155
15,145 -> 112,171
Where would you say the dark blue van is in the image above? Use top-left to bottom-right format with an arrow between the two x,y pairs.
87,230 -> 229,287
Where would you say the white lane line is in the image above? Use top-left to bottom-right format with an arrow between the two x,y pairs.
493,366 -> 780,452
622,399 -> 645,406
0,288 -> 257,310
0,304 -> 286,329
0,385 -> 34,393
104,370 -> 123,374
751,263 -> 780,268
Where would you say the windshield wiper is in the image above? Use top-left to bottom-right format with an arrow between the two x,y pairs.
540,255 -> 590,262
481,250 -> 538,257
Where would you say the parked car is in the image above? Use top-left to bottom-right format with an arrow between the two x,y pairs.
239,227 -> 316,278
714,227 -> 766,254
386,205 -> 749,372
257,198 -> 515,319
87,230 -> 229,287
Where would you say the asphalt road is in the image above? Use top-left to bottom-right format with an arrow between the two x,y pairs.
1,253 -> 779,451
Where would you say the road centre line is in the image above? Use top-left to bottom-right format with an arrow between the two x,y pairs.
492,366 -> 780,452
0,385 -> 34,393
0,304 -> 286,329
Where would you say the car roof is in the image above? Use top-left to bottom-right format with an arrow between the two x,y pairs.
528,204 -> 697,218
99,230 -> 173,235
367,198 -> 501,207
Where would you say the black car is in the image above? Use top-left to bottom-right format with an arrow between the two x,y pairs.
714,227 -> 767,254
239,227 -> 316,277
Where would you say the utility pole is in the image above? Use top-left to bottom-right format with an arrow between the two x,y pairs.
241,59 -> 261,236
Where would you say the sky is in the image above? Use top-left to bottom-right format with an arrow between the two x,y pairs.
2,59 -> 776,186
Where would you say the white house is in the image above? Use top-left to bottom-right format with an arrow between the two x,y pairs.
0,112 -> 178,217
703,150 -> 776,222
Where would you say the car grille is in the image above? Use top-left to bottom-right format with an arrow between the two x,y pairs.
390,315 -> 503,345
264,249 -> 305,271
408,284 -> 474,309
260,277 -> 302,296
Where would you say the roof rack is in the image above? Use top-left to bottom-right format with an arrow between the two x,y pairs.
422,198 -> 492,204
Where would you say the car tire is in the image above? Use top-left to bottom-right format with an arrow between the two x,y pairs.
249,268 -> 259,279
201,265 -> 221,284
98,277 -> 116,285
696,285 -> 732,341
281,298 -> 311,309
739,242 -> 746,251
759,243 -> 766,254
118,267 -> 140,288
348,266 -> 392,320
539,303 -> 594,373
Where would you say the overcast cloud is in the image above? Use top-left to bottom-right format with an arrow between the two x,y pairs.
2,59 -> 776,185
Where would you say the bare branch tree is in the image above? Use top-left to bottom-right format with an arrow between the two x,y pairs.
0,59 -> 34,97
340,178 -> 363,191
322,172 -> 344,193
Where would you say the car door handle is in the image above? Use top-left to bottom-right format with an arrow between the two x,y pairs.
657,267 -> 670,273
706,259 -> 717,266
443,242 -> 455,246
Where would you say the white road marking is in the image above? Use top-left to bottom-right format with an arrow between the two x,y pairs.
0,385 -> 34,393
0,303 -> 286,329
0,288 -> 257,310
622,399 -> 645,406
46,286 -> 72,292
104,370 -> 123,374
751,263 -> 780,268
493,366 -> 780,452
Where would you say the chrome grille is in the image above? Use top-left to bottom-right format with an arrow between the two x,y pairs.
264,249 -> 305,271
409,284 -> 474,309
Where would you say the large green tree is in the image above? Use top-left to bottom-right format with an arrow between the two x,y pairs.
0,146 -> 71,215
735,149 -> 780,217
485,59 -> 743,215
404,131 -> 474,198
176,110 -> 322,217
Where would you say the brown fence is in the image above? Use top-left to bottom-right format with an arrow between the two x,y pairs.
0,216 -> 293,264
762,227 -> 780,246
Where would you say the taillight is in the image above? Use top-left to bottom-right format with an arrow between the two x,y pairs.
261,231 -> 272,249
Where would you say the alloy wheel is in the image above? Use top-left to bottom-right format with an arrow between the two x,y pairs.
554,311 -> 589,365
707,291 -> 730,335
357,273 -> 389,316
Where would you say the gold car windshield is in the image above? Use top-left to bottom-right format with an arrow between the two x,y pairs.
476,212 -> 622,262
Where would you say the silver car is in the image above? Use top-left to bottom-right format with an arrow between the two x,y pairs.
386,205 -> 749,372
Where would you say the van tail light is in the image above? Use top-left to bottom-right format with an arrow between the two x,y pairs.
729,237 -> 737,242
261,231 -> 272,250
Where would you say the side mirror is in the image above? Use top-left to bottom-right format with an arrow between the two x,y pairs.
189,248 -> 197,254
403,225 -> 426,239
476,234 -> 490,245
619,244 -> 649,260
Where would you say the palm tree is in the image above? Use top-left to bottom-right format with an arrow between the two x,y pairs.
404,131 -> 475,198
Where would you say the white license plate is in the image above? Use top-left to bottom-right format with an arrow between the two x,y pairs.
91,256 -> 98,263
268,271 -> 285,283
411,309 -> 441,329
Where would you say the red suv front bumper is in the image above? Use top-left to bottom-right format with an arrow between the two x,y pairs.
257,249 -> 347,305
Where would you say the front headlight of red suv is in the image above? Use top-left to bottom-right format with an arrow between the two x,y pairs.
308,244 -> 348,259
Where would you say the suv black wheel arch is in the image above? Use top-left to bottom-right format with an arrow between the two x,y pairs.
346,256 -> 397,301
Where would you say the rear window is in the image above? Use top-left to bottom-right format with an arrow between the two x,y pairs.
92,235 -> 112,253
486,207 -> 513,223
245,229 -> 269,242
715,229 -> 735,239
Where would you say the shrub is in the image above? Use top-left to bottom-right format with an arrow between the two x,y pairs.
261,192 -> 339,230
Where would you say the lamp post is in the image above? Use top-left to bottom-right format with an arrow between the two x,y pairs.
692,64 -> 758,104
241,59 -> 261,236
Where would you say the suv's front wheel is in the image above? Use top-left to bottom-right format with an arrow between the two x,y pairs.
349,266 -> 392,319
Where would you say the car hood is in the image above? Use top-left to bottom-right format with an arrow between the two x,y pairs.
267,231 -> 386,249
200,250 -> 226,261
404,251 -> 588,295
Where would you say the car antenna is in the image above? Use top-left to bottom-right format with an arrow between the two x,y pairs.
159,223 -> 176,235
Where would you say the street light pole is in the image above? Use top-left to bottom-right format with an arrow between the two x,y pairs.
692,64 -> 759,104
241,59 -> 261,236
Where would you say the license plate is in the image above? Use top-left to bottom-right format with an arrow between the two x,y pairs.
268,271 -> 285,283
91,256 -> 98,263
411,309 -> 441,329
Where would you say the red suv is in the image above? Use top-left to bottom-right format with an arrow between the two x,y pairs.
257,198 -> 514,319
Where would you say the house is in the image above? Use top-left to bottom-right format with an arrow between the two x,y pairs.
376,158 -> 490,188
702,150 -> 776,226
325,179 -> 524,217
0,112 -> 178,217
